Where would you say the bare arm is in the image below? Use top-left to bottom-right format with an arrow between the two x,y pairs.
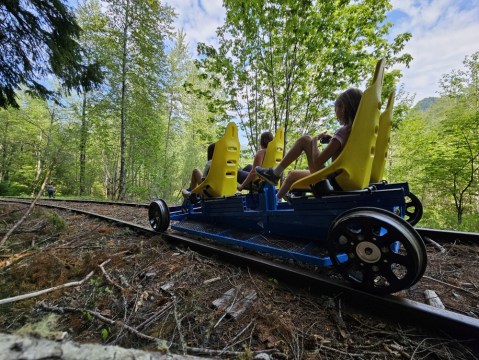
311,136 -> 340,172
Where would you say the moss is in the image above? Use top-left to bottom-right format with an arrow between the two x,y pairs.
46,211 -> 68,233
13,313 -> 67,340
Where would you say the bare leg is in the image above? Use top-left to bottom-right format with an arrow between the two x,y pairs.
278,135 -> 315,171
190,168 -> 203,189
277,170 -> 310,199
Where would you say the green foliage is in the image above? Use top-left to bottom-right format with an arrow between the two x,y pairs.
0,181 -> 29,196
3,0 -> 475,236
238,347 -> 254,360
391,51 -> 479,229
0,95 -> 62,195
194,0 -> 412,154
83,311 -> 93,322
67,0 -> 218,202
46,212 -> 68,233
414,97 -> 439,112
268,277 -> 278,286
0,0 -> 103,108
100,327 -> 110,341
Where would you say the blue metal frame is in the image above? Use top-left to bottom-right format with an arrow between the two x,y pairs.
166,183 -> 408,268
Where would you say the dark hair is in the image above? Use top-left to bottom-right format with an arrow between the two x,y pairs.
335,88 -> 363,125
260,131 -> 274,149
207,142 -> 216,161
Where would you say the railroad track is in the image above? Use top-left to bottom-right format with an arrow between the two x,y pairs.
5,197 -> 479,245
1,197 -> 479,346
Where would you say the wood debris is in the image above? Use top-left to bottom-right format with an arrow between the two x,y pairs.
212,286 -> 257,319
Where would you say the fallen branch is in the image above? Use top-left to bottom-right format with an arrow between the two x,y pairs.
99,259 -> 123,290
0,170 -> 51,248
40,303 -> 276,358
0,220 -> 47,235
0,205 -> 29,218
423,236 -> 446,253
98,258 -> 130,344
40,303 -> 160,342
319,344 -> 386,357
220,319 -> 254,355
0,251 -> 34,270
173,295 -> 187,354
423,276 -> 479,299
183,346 -> 278,357
0,270 -> 94,305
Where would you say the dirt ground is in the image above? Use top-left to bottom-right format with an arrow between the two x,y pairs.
0,202 -> 478,359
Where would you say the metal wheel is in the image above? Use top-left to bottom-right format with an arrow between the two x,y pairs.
148,199 -> 170,232
327,207 -> 427,294
404,192 -> 423,226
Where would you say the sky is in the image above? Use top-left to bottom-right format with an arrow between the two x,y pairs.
164,0 -> 479,102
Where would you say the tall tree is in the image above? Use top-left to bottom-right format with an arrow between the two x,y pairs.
104,0 -> 175,200
195,0 -> 412,152
435,51 -> 479,225
159,30 -> 222,200
391,51 -> 479,229
0,0 -> 103,108
0,94 -> 58,195
76,0 -> 109,195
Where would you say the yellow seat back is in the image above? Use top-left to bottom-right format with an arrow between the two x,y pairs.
290,58 -> 385,192
192,122 -> 240,197
262,128 -> 284,168
370,92 -> 394,183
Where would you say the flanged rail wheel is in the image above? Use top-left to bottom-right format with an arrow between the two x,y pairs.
148,199 -> 170,232
327,207 -> 427,294
404,192 -> 423,226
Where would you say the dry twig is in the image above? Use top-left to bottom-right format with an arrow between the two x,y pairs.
0,270 -> 94,305
423,275 -> 479,299
40,303 -> 272,358
0,170 -> 51,248
423,236 -> 446,253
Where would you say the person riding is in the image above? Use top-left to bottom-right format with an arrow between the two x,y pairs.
256,88 -> 363,199
181,142 -> 216,199
237,131 -> 274,192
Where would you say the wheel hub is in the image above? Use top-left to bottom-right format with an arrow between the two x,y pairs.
355,241 -> 381,263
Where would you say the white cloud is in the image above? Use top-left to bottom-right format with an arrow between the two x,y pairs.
164,0 -> 479,101
390,0 -> 479,100
165,0 -> 225,54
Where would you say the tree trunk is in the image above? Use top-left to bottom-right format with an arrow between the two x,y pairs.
118,0 -> 130,201
79,91 -> 88,196
0,118 -> 9,182
162,95 -> 173,198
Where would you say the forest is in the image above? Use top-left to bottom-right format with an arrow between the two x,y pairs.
0,0 -> 478,232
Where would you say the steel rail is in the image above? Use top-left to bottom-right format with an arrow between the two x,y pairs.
1,196 -> 149,208
417,227 -> 479,244
162,231 -> 479,344
5,197 -> 479,244
1,198 -> 479,345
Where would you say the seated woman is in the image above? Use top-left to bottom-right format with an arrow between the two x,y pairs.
237,131 -> 273,191
181,142 -> 216,199
256,88 -> 363,199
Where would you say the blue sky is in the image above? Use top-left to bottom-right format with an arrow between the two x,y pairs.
165,0 -> 479,102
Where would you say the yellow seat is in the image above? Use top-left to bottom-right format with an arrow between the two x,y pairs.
262,127 -> 284,169
290,58 -> 385,192
245,128 -> 284,190
370,92 -> 394,183
192,122 -> 240,197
